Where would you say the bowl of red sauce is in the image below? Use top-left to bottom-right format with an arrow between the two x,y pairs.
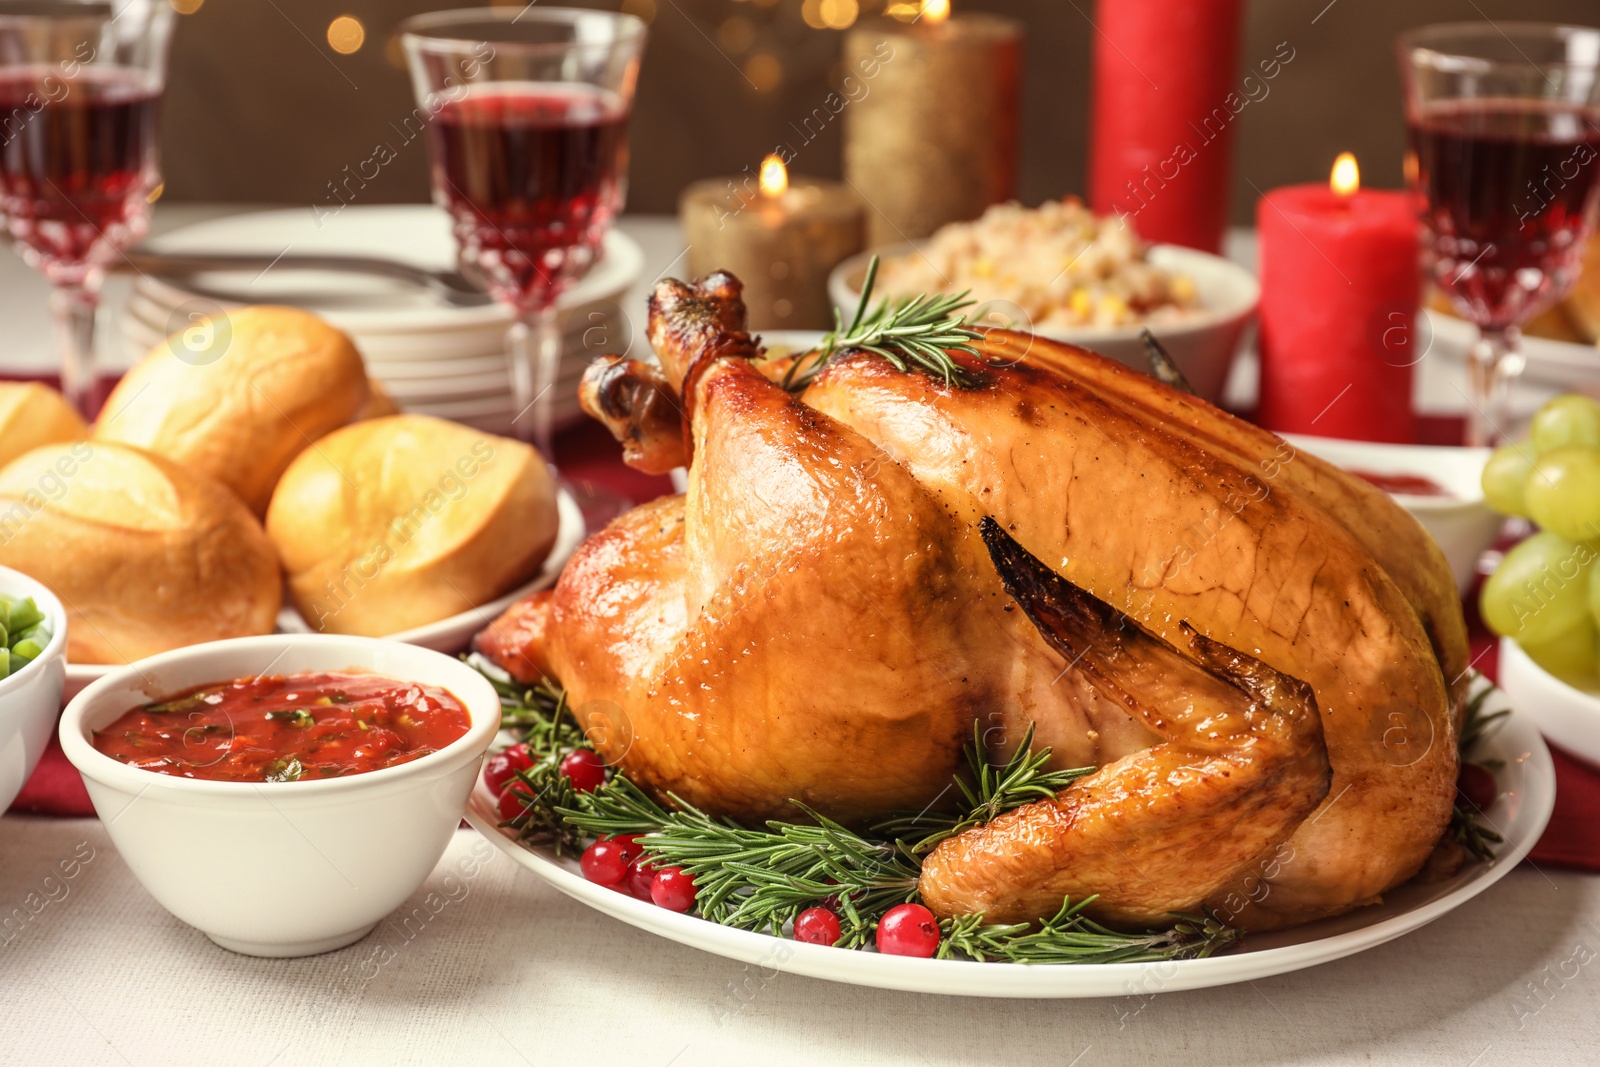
59,634 -> 499,957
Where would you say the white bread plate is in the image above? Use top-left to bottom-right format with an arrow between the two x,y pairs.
61,487 -> 583,700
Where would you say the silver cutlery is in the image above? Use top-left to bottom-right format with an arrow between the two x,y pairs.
115,251 -> 494,308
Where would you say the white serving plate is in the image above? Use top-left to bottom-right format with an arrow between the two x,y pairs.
1282,434 -> 1501,595
466,676 -> 1552,998
1500,637 -> 1600,766
829,243 -> 1259,403
62,487 -> 584,701
1426,309 -> 1600,390
127,205 -> 643,335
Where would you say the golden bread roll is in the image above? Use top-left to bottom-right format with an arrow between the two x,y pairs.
356,379 -> 400,421
93,306 -> 369,516
0,382 -> 87,469
0,442 -> 281,664
1563,232 -> 1600,344
266,414 -> 559,636
1526,303 -> 1587,345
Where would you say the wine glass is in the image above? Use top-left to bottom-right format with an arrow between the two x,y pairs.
1399,22 -> 1600,447
0,0 -> 175,416
401,7 -> 646,456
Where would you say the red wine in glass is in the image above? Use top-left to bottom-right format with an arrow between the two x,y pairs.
1408,99 -> 1600,330
427,84 -> 630,311
0,66 -> 161,284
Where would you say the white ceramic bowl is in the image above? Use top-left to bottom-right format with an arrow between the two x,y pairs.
0,567 -> 67,812
1283,434 -> 1501,595
59,634 -> 500,957
1500,637 -> 1600,766
828,243 -> 1259,402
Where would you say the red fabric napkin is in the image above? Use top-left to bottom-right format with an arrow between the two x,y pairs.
11,406 -> 1598,879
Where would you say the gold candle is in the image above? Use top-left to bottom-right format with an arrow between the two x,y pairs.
680,155 -> 865,330
843,2 -> 1022,245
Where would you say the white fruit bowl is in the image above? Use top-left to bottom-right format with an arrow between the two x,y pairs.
0,566 -> 67,812
59,634 -> 499,957
1500,637 -> 1600,766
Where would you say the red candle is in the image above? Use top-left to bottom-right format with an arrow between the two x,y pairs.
1088,0 -> 1244,253
1256,154 -> 1421,443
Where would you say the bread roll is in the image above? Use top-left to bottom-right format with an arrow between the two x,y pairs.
1563,232 -> 1600,344
0,442 -> 281,664
356,379 -> 400,421
0,382 -> 87,469
267,414 -> 558,636
93,306 -> 369,516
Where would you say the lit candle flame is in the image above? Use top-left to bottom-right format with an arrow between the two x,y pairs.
1330,152 -> 1360,197
760,154 -> 788,198
921,0 -> 950,25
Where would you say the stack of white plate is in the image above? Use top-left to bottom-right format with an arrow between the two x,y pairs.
119,205 -> 643,436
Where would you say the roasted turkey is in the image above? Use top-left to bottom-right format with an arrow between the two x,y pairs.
476,273 -> 1469,931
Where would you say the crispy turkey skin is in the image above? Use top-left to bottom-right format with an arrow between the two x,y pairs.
477,273 -> 1466,931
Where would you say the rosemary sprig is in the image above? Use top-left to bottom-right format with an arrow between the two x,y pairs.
781,254 -> 983,391
939,899 -> 1238,964
1449,681 -> 1506,863
485,669 -> 1243,963
873,721 -> 1095,854
563,779 -> 920,946
1457,683 -> 1510,754
478,662 -> 589,854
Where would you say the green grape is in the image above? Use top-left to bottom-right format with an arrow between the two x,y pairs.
1525,445 -> 1600,542
1480,531 -> 1597,644
1520,620 -> 1599,682
1531,394 -> 1600,454
1592,560 -> 1600,631
1481,443 -> 1536,517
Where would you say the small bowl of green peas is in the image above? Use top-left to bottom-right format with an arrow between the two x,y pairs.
0,566 -> 66,811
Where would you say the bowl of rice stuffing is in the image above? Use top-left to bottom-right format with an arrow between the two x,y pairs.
828,198 -> 1259,402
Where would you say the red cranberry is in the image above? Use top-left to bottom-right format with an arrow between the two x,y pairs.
483,743 -> 533,796
580,838 -> 631,886
496,783 -> 533,823
794,907 -> 843,946
876,903 -> 940,957
559,749 -> 606,793
650,866 -> 698,912
612,834 -> 646,867
1457,762 -> 1498,811
626,858 -> 657,901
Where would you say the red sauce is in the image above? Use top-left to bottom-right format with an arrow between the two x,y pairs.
1350,470 -> 1455,498
91,671 -> 471,783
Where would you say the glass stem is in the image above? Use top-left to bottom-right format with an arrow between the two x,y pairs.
1465,326 -> 1524,448
52,282 -> 100,418
508,305 -> 563,457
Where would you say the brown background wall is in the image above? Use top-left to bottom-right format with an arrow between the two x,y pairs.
159,0 -> 1600,223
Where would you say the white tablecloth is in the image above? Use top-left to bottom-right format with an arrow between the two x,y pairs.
4,819 -> 1599,1066
1,210 -> 1590,1064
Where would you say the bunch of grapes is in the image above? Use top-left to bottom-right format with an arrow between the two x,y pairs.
1479,394 -> 1600,682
